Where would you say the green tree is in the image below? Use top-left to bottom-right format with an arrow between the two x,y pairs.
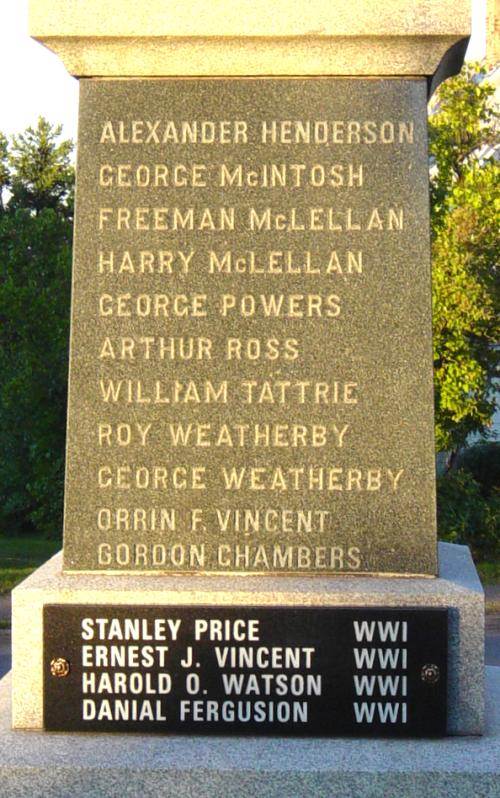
8,117 -> 73,216
0,132 -> 9,213
0,119 -> 73,537
429,64 -> 499,457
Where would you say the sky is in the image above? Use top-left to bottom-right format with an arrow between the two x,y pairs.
0,0 -> 488,144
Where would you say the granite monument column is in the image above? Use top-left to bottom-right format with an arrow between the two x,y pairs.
8,0 -> 485,743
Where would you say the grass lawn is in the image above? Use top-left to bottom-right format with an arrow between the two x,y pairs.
0,537 -> 61,594
0,535 -> 497,594
477,561 -> 500,585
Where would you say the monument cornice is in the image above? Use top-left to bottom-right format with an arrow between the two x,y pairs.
30,0 -> 470,81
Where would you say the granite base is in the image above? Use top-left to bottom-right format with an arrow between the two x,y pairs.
0,667 -> 498,798
11,542 -> 484,734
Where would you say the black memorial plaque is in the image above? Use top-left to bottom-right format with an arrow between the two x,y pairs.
44,605 -> 447,736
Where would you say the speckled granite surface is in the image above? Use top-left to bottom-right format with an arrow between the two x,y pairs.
64,77 -> 437,577
0,667 -> 498,798
29,0 -> 470,79
12,543 -> 484,733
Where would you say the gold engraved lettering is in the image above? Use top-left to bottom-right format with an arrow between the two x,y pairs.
260,120 -> 413,145
98,423 -> 152,447
226,338 -> 299,361
220,293 -> 341,318
98,250 -> 194,274
97,507 -> 176,531
208,250 -> 362,276
221,467 -> 402,492
219,162 -> 363,188
240,381 -> 358,405
98,466 -> 206,490
248,206 -> 403,232
99,379 -> 228,405
215,508 -> 330,534
217,544 -> 362,571
98,294 -> 207,318
99,336 -> 213,361
165,423 -> 331,448
99,163 -> 207,188
99,207 -> 235,231
97,542 -> 206,568
99,120 -> 248,145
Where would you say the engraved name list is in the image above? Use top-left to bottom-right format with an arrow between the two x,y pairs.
63,79 -> 437,574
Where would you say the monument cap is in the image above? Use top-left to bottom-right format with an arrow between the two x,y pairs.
30,0 -> 470,87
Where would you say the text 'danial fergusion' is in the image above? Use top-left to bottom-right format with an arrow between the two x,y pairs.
44,606 -> 447,735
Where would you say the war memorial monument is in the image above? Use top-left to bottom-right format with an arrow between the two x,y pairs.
0,1 -> 498,795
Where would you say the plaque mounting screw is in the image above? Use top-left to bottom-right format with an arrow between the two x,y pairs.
50,657 -> 70,678
421,663 -> 440,684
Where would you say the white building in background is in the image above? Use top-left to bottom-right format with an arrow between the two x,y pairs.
487,0 -> 499,64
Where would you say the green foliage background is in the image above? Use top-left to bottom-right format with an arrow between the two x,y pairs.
429,65 -> 499,564
0,69 -> 498,565
429,64 -> 499,453
0,120 -> 73,538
